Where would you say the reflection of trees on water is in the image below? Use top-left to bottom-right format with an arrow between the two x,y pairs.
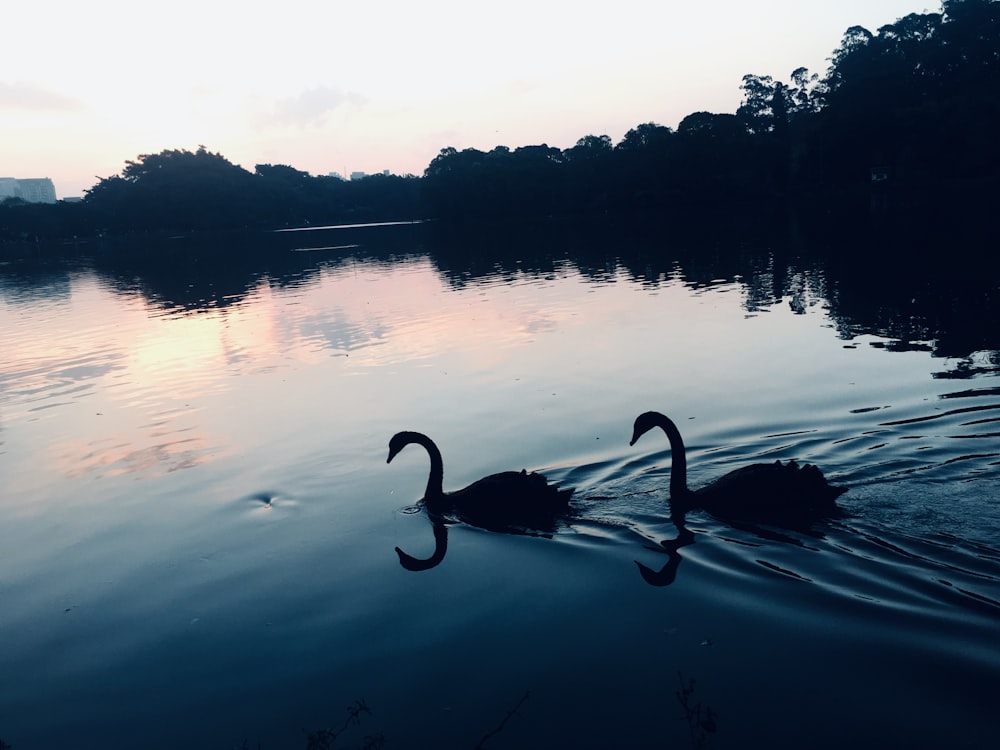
0,225 -> 417,314
0,254 -> 77,306
3,212 -> 996,369
423,219 -> 576,290
424,213 -> 1000,370
932,352 -> 1000,380
820,216 -> 1000,365
89,227 -> 419,314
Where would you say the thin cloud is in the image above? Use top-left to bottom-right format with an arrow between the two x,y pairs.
0,81 -> 84,112
265,86 -> 367,128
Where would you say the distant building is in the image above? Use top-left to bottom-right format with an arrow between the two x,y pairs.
348,170 -> 391,181
0,178 -> 19,201
0,177 -> 57,203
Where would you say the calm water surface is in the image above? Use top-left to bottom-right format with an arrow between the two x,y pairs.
1,223 -> 998,748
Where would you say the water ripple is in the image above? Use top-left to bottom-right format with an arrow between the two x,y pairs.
879,401 -> 1000,426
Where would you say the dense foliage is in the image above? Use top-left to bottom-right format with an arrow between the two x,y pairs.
0,148 -> 422,241
1,0 -> 996,241
423,0 -> 1000,220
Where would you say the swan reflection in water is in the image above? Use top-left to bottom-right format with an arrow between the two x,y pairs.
628,410 -> 847,586
633,519 -> 697,587
387,430 -> 574,571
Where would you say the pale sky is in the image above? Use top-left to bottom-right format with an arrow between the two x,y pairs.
3,1 -> 931,198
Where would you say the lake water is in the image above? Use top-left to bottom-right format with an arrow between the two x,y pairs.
1,219 -> 998,749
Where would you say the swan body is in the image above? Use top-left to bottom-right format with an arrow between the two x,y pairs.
630,411 -> 846,521
387,430 -> 573,530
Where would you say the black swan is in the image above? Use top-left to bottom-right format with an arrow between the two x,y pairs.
387,430 -> 573,566
629,411 -> 846,522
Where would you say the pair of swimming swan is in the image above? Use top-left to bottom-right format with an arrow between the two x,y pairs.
387,411 -> 846,531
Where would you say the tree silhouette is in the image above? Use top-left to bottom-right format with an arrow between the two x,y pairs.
84,147 -> 257,231
2,1 -> 997,245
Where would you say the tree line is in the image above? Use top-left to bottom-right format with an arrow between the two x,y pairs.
423,0 -> 999,221
2,0 -> 997,242
0,150 -> 422,241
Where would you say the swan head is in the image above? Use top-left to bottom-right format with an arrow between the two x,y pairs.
630,411 -> 664,446
387,431 -> 418,464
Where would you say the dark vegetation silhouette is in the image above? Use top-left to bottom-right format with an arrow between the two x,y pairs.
301,699 -> 383,750
420,0 -> 999,222
675,673 -> 718,750
239,685 -> 711,750
1,1 -> 996,243
0,147 -> 422,241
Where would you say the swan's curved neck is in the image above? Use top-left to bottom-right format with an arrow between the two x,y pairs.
653,413 -> 690,498
408,432 -> 445,499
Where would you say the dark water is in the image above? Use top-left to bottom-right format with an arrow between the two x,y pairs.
1,220 -> 998,748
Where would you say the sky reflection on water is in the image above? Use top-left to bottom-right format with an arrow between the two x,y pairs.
1,229 -> 998,749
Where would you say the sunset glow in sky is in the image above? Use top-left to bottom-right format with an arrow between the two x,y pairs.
4,1 -> 928,198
